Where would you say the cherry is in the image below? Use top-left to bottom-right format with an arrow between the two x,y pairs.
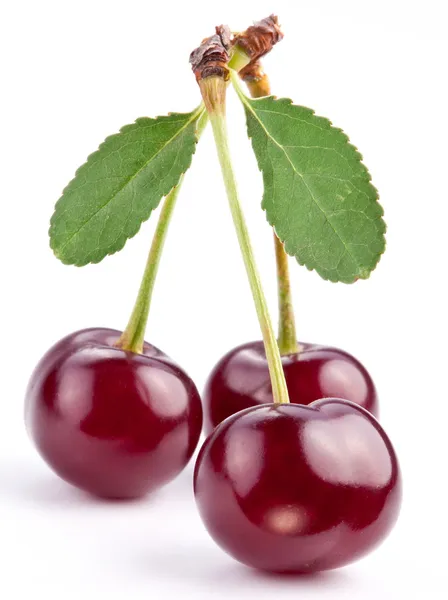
204,341 -> 378,433
195,399 -> 401,573
25,328 -> 203,499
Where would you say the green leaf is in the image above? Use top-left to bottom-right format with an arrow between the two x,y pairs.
233,79 -> 385,283
50,105 -> 204,265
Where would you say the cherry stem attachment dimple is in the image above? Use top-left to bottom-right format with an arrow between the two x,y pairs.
201,76 -> 289,404
117,109 -> 208,354
240,69 -> 299,356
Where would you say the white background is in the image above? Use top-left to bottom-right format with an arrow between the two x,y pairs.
1,1 -> 447,598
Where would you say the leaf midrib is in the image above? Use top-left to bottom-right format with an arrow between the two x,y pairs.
54,106 -> 204,255
237,92 -> 364,275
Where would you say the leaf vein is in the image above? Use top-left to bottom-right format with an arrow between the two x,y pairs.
57,109 -> 202,254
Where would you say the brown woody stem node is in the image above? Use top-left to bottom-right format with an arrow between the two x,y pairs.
190,25 -> 232,83
233,15 -> 283,66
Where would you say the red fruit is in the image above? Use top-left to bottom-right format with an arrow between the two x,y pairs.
204,341 -> 378,433
25,328 -> 203,499
195,399 -> 401,573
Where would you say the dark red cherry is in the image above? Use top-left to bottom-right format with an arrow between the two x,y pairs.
204,341 -> 378,433
195,399 -> 401,573
25,328 -> 203,499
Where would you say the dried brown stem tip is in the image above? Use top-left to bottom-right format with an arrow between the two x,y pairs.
239,60 -> 265,82
190,25 -> 232,82
241,63 -> 271,97
234,15 -> 283,65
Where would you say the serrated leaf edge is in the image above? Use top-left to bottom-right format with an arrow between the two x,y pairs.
49,105 -> 205,266
231,74 -> 386,283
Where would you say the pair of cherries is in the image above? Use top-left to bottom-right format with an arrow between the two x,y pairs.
25,328 -> 401,573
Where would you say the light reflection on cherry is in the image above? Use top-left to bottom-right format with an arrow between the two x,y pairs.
204,341 -> 379,433
195,399 -> 401,573
25,328 -> 203,499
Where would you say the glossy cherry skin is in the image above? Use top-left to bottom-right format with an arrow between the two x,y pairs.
25,328 -> 203,499
204,341 -> 378,433
195,399 -> 401,573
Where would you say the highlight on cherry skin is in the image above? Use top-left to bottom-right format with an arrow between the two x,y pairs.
204,341 -> 379,434
195,399 -> 401,573
25,328 -> 203,499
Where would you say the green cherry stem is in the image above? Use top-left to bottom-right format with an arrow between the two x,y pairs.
117,110 -> 208,354
200,76 -> 289,405
243,72 -> 299,355
115,181 -> 183,354
274,234 -> 298,355
232,70 -> 299,355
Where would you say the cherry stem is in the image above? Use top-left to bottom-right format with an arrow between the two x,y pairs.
243,72 -> 299,356
201,76 -> 289,405
115,181 -> 183,354
273,233 -> 298,355
117,110 -> 208,354
228,45 -> 251,72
